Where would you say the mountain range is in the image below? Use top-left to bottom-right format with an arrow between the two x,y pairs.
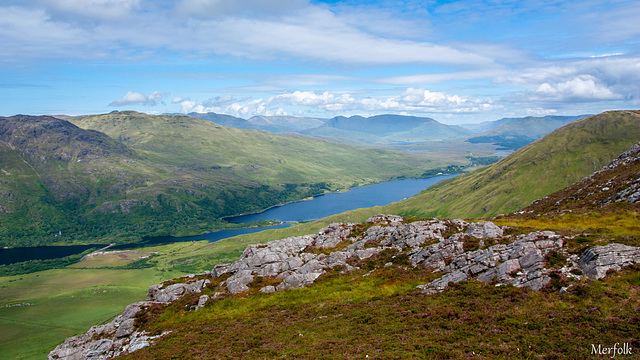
0,112 -> 438,247
382,110 -> 640,219
186,112 -> 588,147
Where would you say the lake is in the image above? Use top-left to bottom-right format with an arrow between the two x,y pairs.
227,175 -> 455,223
2,175 -> 454,265
0,244 -> 101,266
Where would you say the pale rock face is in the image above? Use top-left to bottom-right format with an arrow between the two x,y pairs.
195,295 -> 209,310
465,221 -> 504,239
226,270 -> 254,294
579,244 -> 640,279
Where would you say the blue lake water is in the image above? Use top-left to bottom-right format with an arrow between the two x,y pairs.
110,223 -> 292,250
0,244 -> 101,266
227,175 -> 455,223
2,175 -> 454,265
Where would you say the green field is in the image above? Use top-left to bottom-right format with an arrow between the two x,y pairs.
0,241 -> 213,360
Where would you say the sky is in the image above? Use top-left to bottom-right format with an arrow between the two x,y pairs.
1,0 -> 639,124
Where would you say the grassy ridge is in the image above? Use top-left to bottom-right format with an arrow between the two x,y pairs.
380,110 -> 640,219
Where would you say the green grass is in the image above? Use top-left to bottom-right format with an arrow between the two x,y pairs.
0,241 -> 214,360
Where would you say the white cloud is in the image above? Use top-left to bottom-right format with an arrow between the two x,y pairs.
0,6 -> 89,59
178,88 -> 497,118
499,56 -> 639,104
176,0 -> 308,18
0,2 -> 496,67
533,75 -> 620,101
36,0 -> 141,20
109,91 -> 165,106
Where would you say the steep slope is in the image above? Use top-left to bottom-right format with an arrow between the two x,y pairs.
303,114 -> 474,144
0,115 -> 168,246
467,115 -> 589,149
381,110 -> 640,219
518,142 -> 640,215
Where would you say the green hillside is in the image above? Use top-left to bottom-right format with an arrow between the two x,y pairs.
69,112 -> 438,186
0,112 -> 442,247
383,110 -> 640,219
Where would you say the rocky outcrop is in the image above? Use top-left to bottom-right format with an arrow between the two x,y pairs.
147,277 -> 210,303
47,302 -> 167,360
416,231 -> 565,294
579,244 -> 640,279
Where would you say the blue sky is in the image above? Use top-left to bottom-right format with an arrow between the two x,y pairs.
1,0 -> 638,124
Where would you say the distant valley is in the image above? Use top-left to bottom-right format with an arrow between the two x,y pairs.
185,112 -> 590,149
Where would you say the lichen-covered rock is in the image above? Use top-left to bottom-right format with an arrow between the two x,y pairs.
195,295 -> 209,310
417,230 -> 562,294
226,270 -> 254,294
276,272 -> 323,291
465,221 -> 504,239
147,279 -> 210,303
579,244 -> 640,279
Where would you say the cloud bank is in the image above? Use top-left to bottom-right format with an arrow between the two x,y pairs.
110,91 -> 164,106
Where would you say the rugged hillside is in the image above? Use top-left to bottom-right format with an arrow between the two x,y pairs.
0,115 -> 169,246
517,142 -> 640,215
466,115 -> 589,149
302,114 -> 474,144
46,125 -> 640,359
381,110 -> 640,219
0,113 -> 439,247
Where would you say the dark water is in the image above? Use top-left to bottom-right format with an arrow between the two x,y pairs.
227,175 -> 455,223
110,223 -> 292,250
1,176 -> 453,265
0,224 -> 292,266
0,244 -> 101,266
